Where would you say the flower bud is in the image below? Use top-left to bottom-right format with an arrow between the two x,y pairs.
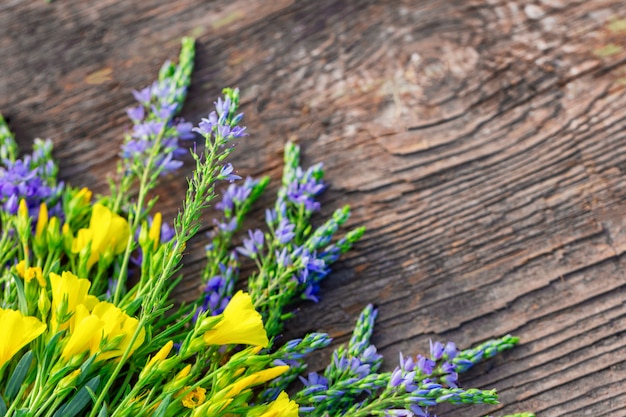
57,369 -> 81,391
62,223 -> 74,254
46,217 -> 63,250
138,220 -> 150,250
38,289 -> 51,320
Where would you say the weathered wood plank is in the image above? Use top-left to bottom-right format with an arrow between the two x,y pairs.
3,0 -> 626,415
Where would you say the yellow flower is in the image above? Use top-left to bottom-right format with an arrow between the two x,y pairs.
225,366 -> 289,398
61,304 -> 105,361
61,301 -> 145,362
0,308 -> 46,369
16,260 -> 46,287
181,386 -> 206,408
50,271 -> 98,331
90,301 -> 145,362
203,291 -> 269,347
255,392 -> 299,417
72,203 -> 130,268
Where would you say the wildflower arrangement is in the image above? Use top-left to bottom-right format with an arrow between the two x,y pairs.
0,38 -> 535,417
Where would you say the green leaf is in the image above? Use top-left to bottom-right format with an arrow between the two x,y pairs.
10,272 -> 27,314
152,394 -> 171,417
96,403 -> 108,417
4,351 -> 33,400
54,375 -> 100,417
0,394 -> 7,417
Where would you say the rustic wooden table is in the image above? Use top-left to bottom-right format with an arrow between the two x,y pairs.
3,1 -> 626,415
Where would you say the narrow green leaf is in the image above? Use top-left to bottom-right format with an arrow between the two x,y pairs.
10,272 -> 27,314
152,394 -> 171,417
56,375 -> 100,417
4,351 -> 33,400
96,403 -> 108,417
0,394 -> 7,417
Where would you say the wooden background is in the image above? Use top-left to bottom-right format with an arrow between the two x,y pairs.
3,1 -> 626,415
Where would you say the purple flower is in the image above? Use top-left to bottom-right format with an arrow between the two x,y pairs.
176,122 -> 195,140
0,153 -> 61,217
265,208 -> 277,226
430,341 -> 444,360
192,114 -> 218,136
218,163 -> 241,182
285,165 -> 325,212
441,370 -> 459,388
132,86 -> 151,104
275,218 -> 295,244
215,217 -> 238,233
275,248 -> 292,267
123,78 -> 197,176
215,177 -> 257,213
126,105 -> 145,123
299,372 -> 329,391
194,263 -> 236,319
417,355 -> 436,376
444,342 -> 458,359
215,96 -> 231,120
3,194 -> 18,213
236,229 -> 264,258
151,103 -> 178,120
132,121 -> 164,138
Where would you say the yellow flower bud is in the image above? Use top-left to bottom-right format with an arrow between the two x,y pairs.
35,202 -> 48,241
76,187 -> 92,205
38,289 -> 51,320
47,216 -> 63,249
18,199 -> 28,220
57,369 -> 81,391
62,223 -> 74,253
163,364 -> 192,393
149,212 -> 162,250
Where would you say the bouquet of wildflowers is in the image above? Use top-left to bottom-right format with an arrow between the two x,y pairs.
0,38 -> 534,417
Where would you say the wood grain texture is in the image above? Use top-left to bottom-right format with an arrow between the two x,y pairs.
3,0 -> 626,415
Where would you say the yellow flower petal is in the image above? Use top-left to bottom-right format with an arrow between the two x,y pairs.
149,212 -> 162,249
203,291 -> 269,347
257,392 -> 299,417
50,271 -> 93,331
61,305 -> 104,361
18,199 -> 28,219
146,340 -> 174,369
35,202 -> 48,239
181,386 -> 206,408
0,308 -> 46,369
89,301 -> 145,362
74,204 -> 130,268
15,260 -> 26,278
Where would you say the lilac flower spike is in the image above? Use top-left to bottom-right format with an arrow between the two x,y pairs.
121,39 -> 196,176
0,142 -> 62,217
